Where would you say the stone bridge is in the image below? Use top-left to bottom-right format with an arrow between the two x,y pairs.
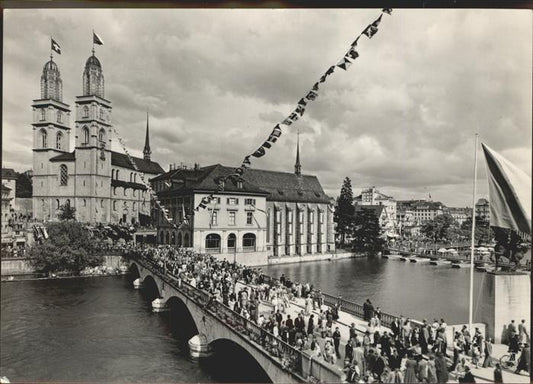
128,257 -> 343,384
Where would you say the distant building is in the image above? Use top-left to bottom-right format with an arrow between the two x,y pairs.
475,198 -> 490,221
397,199 -> 445,225
151,139 -> 335,266
1,168 -> 18,207
31,48 -> 164,224
354,187 -> 397,237
447,207 -> 471,225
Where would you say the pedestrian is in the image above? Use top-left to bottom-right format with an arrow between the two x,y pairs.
493,363 -> 503,383
518,319 -> 529,344
515,343 -> 530,375
482,338 -> 493,368
458,366 -> 475,383
435,351 -> 449,383
508,333 -> 520,361
307,314 -> 315,336
508,319 -> 517,343
345,338 -> 354,364
333,326 -> 342,358
427,354 -> 438,384
403,351 -> 419,383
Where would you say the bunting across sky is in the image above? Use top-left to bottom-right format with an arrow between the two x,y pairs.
110,9 -> 392,230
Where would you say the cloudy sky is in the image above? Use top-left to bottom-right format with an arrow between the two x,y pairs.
3,8 -> 531,207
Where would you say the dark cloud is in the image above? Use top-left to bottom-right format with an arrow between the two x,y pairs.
2,9 -> 531,207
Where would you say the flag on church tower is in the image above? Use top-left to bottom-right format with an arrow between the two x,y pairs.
51,38 -> 61,54
93,31 -> 104,45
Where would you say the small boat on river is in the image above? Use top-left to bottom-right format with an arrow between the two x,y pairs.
430,259 -> 452,266
451,261 -> 471,268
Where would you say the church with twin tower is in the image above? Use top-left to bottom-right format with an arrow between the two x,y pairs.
31,47 -> 164,224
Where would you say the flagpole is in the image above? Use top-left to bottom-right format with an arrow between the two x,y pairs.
92,29 -> 95,55
469,133 -> 479,332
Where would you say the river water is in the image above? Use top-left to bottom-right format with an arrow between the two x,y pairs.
266,256 -> 488,325
1,257 -> 487,382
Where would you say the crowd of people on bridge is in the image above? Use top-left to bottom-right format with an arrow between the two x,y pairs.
110,242 -> 530,383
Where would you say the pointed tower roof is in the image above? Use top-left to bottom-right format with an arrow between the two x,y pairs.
143,112 -> 152,161
294,129 -> 302,176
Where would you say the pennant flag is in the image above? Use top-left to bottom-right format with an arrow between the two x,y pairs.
346,48 -> 359,60
271,126 -> 282,138
373,14 -> 383,27
325,65 -> 336,76
382,8 -> 393,14
298,98 -> 307,106
242,156 -> 251,167
363,25 -> 379,39
337,58 -> 353,71
306,90 -> 318,101
268,135 -> 279,143
93,31 -> 104,45
282,117 -> 293,126
262,141 -> 272,149
481,143 -> 531,234
312,82 -> 320,92
319,74 -> 327,83
198,203 -> 207,210
289,112 -> 299,122
51,38 -> 61,54
252,146 -> 266,158
296,105 -> 305,116
351,36 -> 360,47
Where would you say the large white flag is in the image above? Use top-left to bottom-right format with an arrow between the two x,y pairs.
481,143 -> 531,234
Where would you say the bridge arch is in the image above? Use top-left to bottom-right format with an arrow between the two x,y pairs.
165,296 -> 199,343
141,275 -> 160,301
128,262 -> 141,281
208,338 -> 273,383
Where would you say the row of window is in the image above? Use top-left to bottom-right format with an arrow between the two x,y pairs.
210,211 -> 255,226
38,107 -> 106,123
49,198 -> 146,211
81,105 -> 107,121
113,187 -> 146,198
39,109 -> 63,123
40,130 -> 64,150
205,233 -> 256,250
160,231 -> 191,247
111,170 -> 139,183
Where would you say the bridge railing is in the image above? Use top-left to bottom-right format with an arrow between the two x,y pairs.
131,255 -> 313,382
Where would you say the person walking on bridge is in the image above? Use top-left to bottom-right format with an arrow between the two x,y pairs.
333,326 -> 341,358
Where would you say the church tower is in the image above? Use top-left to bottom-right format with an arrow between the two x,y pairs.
74,49 -> 113,223
143,112 -> 152,161
32,55 -> 72,220
294,129 -> 302,176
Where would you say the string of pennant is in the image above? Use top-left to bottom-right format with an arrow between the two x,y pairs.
110,9 -> 392,231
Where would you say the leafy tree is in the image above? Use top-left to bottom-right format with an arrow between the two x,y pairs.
334,177 -> 355,246
58,202 -> 76,221
28,221 -> 103,274
15,171 -> 32,198
461,216 -> 493,246
350,207 -> 385,255
421,214 -> 456,246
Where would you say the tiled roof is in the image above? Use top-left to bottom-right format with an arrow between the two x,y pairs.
50,152 -> 76,162
355,204 -> 385,217
111,151 -> 164,174
111,179 -> 147,190
1,168 -> 18,180
154,164 -> 331,204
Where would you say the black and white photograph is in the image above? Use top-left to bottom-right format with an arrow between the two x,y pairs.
1,5 -> 531,384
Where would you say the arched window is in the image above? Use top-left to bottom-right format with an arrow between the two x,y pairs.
205,233 -> 221,251
59,164 -> 68,186
177,232 -> 182,247
130,172 -> 133,182
83,199 -> 86,207
98,129 -> 105,144
82,126 -> 90,145
40,109 -> 46,121
83,106 -> 89,118
243,233 -> 256,250
99,108 -> 104,120
113,187 -> 117,195
101,199 -> 104,208
111,169 -> 115,179
56,199 -> 60,209
165,231 -> 170,244
66,199 -> 70,207
134,174 -> 137,183
40,129 -> 48,148
116,170 -> 119,180
227,233 -> 236,250
113,201 -> 117,211
184,233 -> 190,247
56,131 -> 62,150
171,232 -> 176,244
57,110 -> 62,123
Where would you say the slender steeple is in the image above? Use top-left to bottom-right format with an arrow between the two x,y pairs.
143,112 -> 152,161
295,128 -> 302,176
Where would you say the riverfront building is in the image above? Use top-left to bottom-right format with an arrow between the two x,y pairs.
31,50 -> 164,224
151,142 -> 336,266
354,187 -> 397,237
475,198 -> 490,221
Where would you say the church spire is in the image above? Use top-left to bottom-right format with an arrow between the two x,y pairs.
143,112 -> 152,161
295,128 -> 302,176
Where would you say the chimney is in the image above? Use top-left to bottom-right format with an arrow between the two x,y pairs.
169,164 -> 173,171
194,163 -> 200,171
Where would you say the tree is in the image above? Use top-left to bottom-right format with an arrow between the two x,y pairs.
461,216 -> 493,246
15,171 -> 32,198
58,202 -> 76,221
421,214 -> 456,246
28,221 -> 103,274
350,208 -> 385,255
334,177 -> 355,247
